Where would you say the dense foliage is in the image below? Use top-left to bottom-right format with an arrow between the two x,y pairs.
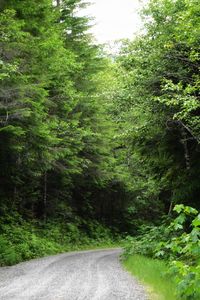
0,0 -> 124,264
0,0 -> 138,234
0,211 -> 116,266
119,0 -> 200,298
113,0 -> 200,219
0,0 -> 118,223
123,205 -> 200,299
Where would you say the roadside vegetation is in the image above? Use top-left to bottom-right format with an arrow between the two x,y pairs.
0,211 -> 121,266
123,205 -> 200,299
124,255 -> 176,300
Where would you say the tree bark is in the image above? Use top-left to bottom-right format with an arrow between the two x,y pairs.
180,127 -> 190,170
56,0 -> 60,6
168,200 -> 173,215
44,172 -> 47,223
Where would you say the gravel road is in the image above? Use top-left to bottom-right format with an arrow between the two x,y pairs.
0,248 -> 147,300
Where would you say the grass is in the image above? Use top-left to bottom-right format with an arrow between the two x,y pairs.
123,255 -> 177,300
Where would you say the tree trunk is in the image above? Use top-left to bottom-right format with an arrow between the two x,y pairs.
44,172 -> 47,223
180,127 -> 190,170
56,0 -> 60,6
168,200 -> 173,215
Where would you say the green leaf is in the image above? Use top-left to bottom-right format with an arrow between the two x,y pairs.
192,214 -> 200,227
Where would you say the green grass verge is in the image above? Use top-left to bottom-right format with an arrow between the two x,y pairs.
123,255 -> 177,300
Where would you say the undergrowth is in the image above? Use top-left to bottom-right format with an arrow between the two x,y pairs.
123,205 -> 200,300
0,212 -> 120,266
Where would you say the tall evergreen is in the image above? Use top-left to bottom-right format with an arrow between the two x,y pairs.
0,0 -> 118,223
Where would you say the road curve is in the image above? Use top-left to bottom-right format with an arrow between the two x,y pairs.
0,249 -> 147,300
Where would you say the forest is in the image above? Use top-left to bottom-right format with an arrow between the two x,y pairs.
0,0 -> 199,299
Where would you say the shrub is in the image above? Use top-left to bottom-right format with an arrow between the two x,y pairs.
123,204 -> 200,299
0,213 -> 118,266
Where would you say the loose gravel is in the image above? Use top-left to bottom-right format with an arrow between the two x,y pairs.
0,248 -> 147,300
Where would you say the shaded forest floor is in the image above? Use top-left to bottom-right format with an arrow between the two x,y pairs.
0,213 -> 122,266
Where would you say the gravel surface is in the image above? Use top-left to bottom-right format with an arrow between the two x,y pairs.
0,248 -> 147,300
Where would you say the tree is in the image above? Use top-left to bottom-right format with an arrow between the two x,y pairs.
113,0 -> 200,224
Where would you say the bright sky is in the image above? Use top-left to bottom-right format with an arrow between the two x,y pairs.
81,0 -> 146,43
